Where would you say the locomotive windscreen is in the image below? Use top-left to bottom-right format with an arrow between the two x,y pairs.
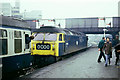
33,33 -> 57,41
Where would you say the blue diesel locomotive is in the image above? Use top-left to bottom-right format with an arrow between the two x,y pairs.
31,26 -> 88,63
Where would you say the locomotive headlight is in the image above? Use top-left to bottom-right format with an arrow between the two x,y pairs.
33,44 -> 35,47
52,45 -> 55,51
33,44 -> 35,50
52,45 -> 55,47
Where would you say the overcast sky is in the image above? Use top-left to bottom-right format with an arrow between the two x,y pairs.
1,0 -> 120,18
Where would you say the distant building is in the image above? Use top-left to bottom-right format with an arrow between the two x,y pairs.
22,10 -> 42,20
0,0 -> 22,18
12,7 -> 22,18
0,1 -> 41,29
118,1 -> 120,17
20,10 -> 42,29
0,3 -> 12,16
12,0 -> 21,18
118,1 -> 120,27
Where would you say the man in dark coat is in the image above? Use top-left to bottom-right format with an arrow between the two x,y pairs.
114,43 -> 120,65
113,35 -> 119,47
97,37 -> 106,63
113,35 -> 120,65
25,35 -> 34,44
103,37 -> 112,67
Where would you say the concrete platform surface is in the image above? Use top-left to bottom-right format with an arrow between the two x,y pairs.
23,48 -> 120,78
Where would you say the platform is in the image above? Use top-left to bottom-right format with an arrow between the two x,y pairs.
22,48 -> 120,78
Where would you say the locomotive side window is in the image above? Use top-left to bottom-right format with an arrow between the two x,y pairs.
59,34 -> 62,41
14,31 -> 22,53
25,34 -> 30,49
0,29 -> 8,55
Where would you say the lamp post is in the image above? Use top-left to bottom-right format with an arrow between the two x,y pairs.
103,29 -> 108,37
103,17 -> 108,38
38,15 -> 42,27
1,11 -> 3,16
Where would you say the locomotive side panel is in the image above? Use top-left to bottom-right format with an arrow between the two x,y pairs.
63,35 -> 87,55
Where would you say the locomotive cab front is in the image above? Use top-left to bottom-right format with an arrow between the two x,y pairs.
31,32 -> 65,57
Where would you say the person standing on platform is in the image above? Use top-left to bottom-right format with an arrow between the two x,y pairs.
113,35 -> 120,65
103,37 -> 112,67
113,35 -> 119,47
114,43 -> 120,65
97,37 -> 106,63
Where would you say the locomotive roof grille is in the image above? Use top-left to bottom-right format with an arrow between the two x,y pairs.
32,26 -> 86,36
